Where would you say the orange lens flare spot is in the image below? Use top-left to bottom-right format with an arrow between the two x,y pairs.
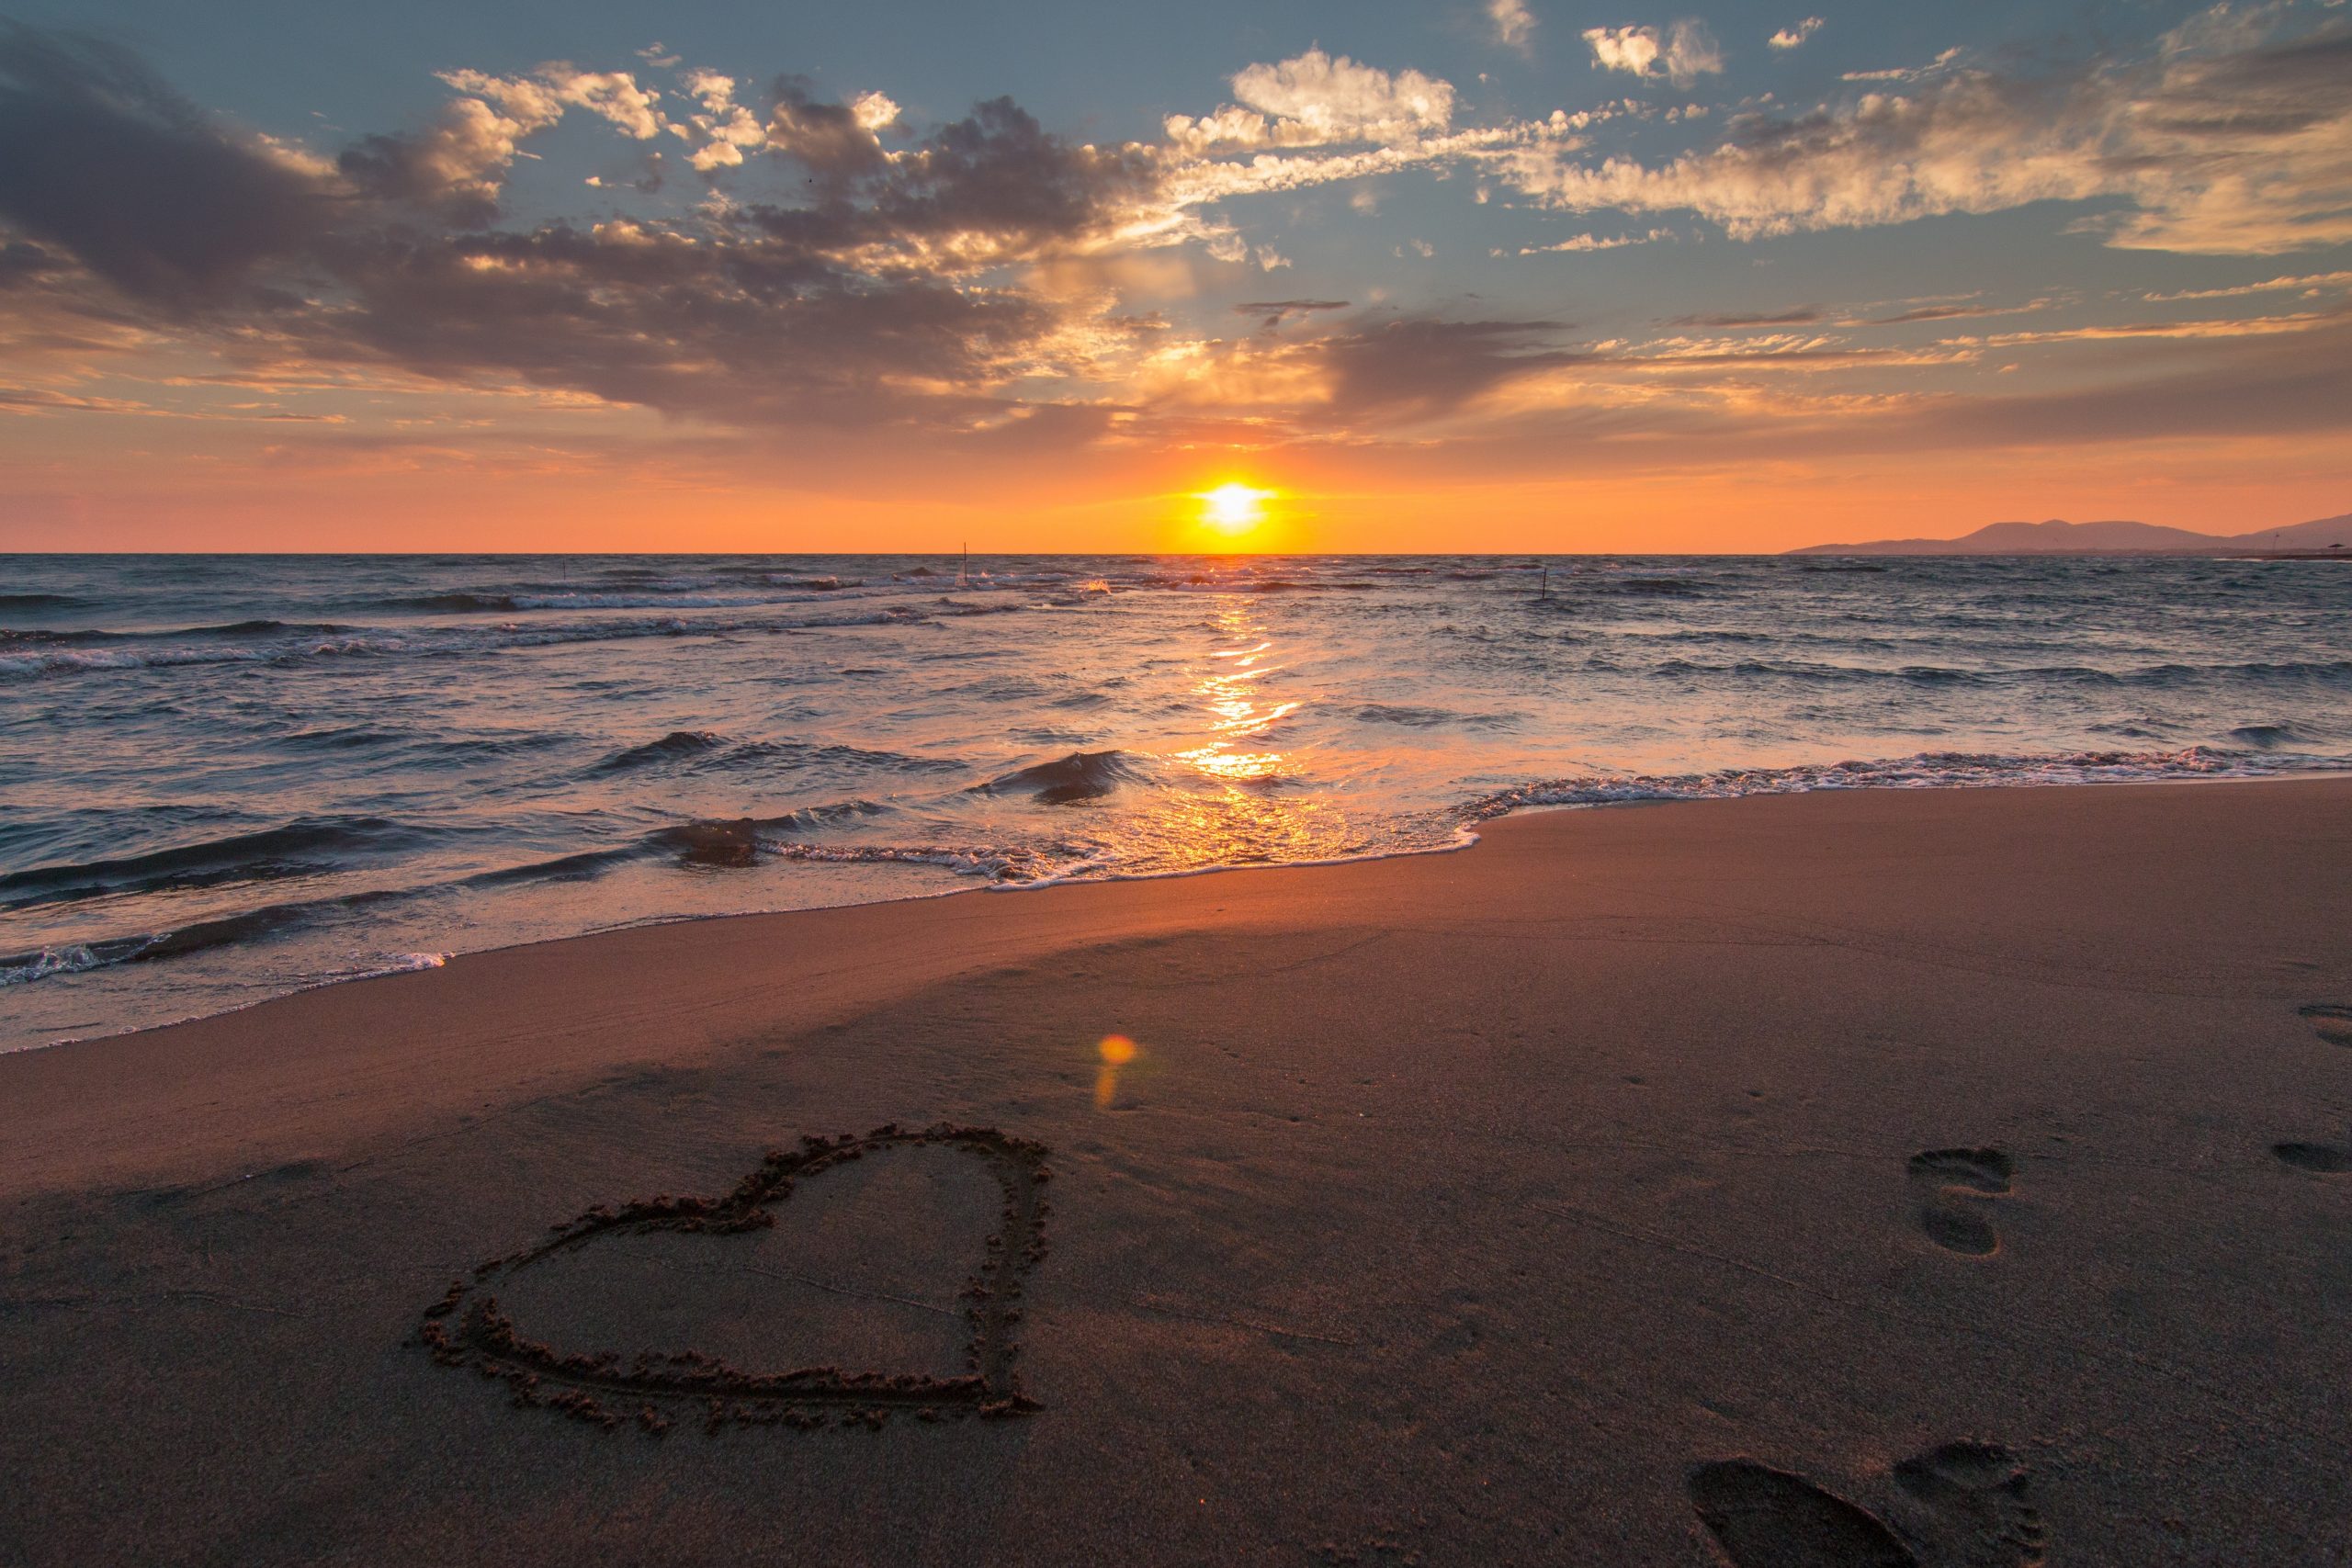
1098,1033 -> 1138,1066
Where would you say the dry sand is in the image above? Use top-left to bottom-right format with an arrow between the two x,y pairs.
4,777 -> 2350,1566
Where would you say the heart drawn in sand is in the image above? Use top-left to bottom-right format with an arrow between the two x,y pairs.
416,1123 -> 1051,1434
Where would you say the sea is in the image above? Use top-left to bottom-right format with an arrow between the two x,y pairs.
4,552 -> 2347,1054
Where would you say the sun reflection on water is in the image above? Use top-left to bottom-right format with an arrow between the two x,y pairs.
1172,604 -> 1298,785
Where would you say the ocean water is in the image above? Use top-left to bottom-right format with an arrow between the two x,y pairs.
4,552 -> 2347,1053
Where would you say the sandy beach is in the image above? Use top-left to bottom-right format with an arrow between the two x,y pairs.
5,776 -> 2350,1566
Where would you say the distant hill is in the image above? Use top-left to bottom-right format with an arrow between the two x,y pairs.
1790,513 -> 2352,556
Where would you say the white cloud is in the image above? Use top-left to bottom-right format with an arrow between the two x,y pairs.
1170,49 -> 1455,150
1841,47 -> 1963,85
1582,21 -> 1724,86
1515,227 -> 1673,254
1511,7 -> 2352,255
1769,17 -> 1825,50
675,71 -> 769,171
2141,270 -> 2352,301
1488,0 -> 1537,52
397,89 -> 564,200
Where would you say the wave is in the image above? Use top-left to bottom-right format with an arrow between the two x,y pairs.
644,799 -> 890,868
2,618 -> 356,646
0,816 -> 430,910
975,750 -> 1145,804
766,840 -> 1084,883
595,729 -> 729,771
2224,723 -> 2324,750
1353,703 -> 1520,729
0,886 -> 413,986
459,847 -> 642,889
0,592 -> 86,612
375,589 -> 851,613
593,731 -> 965,777
1460,746 -> 2335,820
1624,657 -> 2352,690
0,604 -> 964,680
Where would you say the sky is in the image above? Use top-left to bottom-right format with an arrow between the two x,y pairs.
1,0 -> 2348,553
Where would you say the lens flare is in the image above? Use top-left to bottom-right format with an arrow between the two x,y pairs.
1094,1032 -> 1140,1108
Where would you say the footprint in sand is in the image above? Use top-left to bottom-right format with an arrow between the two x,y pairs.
1893,1443 -> 2047,1568
1907,1148 -> 2014,1257
2272,1139 -> 2352,1173
2300,1003 -> 2352,1047
1690,1461 -> 1915,1567
1690,1445 -> 2043,1568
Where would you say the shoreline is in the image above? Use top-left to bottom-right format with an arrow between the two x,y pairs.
7,762 -> 2338,1065
3,772 -> 2344,1200
4,772 -> 2349,1563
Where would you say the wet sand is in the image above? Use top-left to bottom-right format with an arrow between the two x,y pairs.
4,777 -> 2350,1565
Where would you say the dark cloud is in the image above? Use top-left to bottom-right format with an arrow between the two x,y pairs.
0,22 -> 334,302
1315,316 -> 1582,420
1665,306 -> 1824,328
0,237 -> 64,288
1237,298 -> 1350,332
767,78 -> 891,184
334,132 -> 498,225
2135,28 -> 2352,141
868,97 -> 1158,254
734,99 -> 1150,268
300,223 -> 1068,426
1870,303 -> 2011,323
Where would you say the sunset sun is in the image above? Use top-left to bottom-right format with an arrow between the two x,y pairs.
1198,482 -> 1276,536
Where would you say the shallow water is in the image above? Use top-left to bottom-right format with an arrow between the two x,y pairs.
4,551 -> 2347,1051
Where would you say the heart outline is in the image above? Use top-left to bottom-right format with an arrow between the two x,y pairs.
417,1122 -> 1051,1433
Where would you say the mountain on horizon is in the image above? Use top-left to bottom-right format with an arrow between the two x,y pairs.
1790,513 -> 2352,556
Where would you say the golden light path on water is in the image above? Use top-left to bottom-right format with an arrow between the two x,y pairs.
1141,596 -> 1363,871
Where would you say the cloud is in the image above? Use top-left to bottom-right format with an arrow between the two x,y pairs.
0,22 -> 334,301
1168,49 -> 1455,151
1769,18 -> 1825,51
1666,305 -> 1826,327
1315,316 -> 1583,419
1582,21 -> 1724,86
763,77 -> 892,181
1513,227 -> 1673,254
440,64 -> 666,141
1488,0 -> 1537,52
338,97 -> 545,217
1868,299 -> 2056,323
1510,10 -> 2352,254
1236,298 -> 1349,332
1841,46 -> 1963,84
2141,269 -> 2352,300
0,28 -> 1185,435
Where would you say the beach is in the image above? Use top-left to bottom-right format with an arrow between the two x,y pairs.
5,775 -> 2350,1565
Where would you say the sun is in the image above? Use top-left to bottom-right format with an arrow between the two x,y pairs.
1197,481 -> 1275,536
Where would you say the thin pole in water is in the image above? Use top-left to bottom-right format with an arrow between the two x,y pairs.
1538,563 -> 1549,600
